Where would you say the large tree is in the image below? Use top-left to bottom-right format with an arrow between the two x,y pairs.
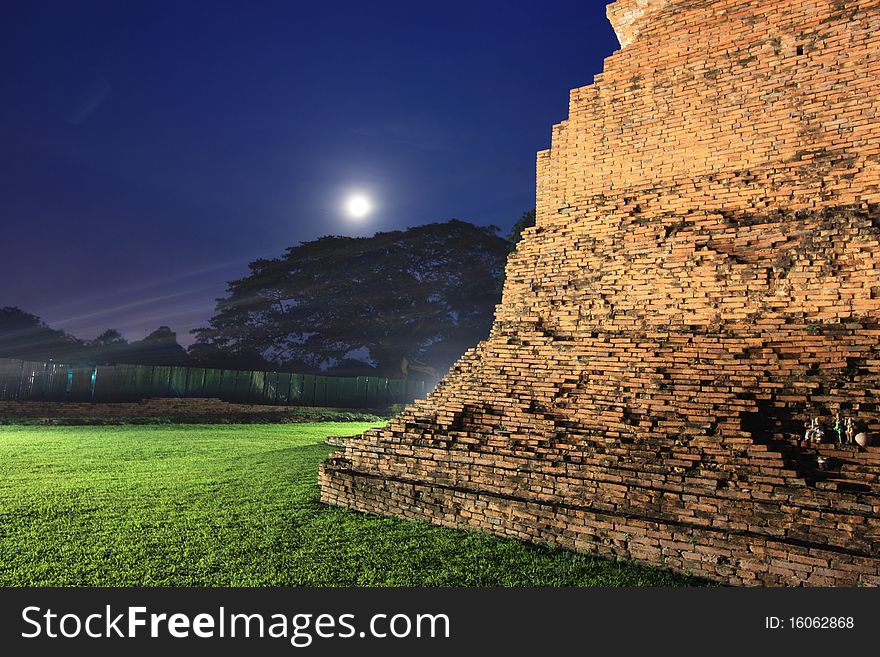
192,219 -> 509,378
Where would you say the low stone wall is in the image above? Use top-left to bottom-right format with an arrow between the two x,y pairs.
0,398 -> 380,423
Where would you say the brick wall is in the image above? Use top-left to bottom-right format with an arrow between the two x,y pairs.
320,0 -> 880,586
0,398 -> 360,422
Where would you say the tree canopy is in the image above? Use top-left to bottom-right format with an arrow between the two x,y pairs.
192,219 -> 510,378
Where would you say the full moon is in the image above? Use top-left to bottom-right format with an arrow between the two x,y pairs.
344,194 -> 373,220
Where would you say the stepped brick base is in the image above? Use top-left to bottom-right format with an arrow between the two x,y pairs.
321,0 -> 880,586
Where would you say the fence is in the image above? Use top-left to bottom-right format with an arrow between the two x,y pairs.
0,358 -> 429,409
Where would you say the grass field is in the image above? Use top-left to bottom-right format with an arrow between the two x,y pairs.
0,423 -> 705,586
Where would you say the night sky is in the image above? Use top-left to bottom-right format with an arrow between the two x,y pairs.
1,0 -> 618,346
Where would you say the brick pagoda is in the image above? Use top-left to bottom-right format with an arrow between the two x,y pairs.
321,0 -> 880,586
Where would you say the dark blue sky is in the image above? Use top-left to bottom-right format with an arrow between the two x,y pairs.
1,0 -> 618,345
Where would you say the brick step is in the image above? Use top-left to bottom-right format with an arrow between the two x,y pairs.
814,478 -> 875,495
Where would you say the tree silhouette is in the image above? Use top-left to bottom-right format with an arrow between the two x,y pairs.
192,219 -> 509,378
123,326 -> 189,366
0,307 -> 82,362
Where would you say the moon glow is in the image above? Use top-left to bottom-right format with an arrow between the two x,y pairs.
344,194 -> 373,220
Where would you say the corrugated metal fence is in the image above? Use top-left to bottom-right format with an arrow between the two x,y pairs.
0,358 -> 427,408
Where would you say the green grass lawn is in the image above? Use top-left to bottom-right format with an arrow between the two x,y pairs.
0,423 -> 704,586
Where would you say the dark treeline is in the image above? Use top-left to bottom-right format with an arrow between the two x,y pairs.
0,309 -> 189,367
2,215 -> 536,380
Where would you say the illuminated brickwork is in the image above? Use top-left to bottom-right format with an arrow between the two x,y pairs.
321,0 -> 880,586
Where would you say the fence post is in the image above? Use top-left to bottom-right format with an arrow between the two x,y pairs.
248,370 -> 256,403
15,359 -> 24,401
42,361 -> 49,400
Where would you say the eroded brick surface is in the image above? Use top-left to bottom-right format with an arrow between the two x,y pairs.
321,0 -> 880,586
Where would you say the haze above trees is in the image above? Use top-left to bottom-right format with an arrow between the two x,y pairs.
1,216 -> 533,378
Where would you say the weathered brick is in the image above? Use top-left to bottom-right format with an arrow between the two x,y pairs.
321,0 -> 880,587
